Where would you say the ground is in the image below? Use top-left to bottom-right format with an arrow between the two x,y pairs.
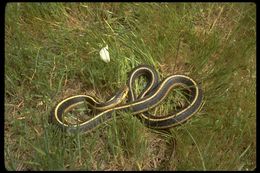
5,3 -> 256,171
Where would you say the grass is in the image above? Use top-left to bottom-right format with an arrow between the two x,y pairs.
4,2 -> 256,171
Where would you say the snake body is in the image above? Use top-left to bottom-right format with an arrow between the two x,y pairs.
49,65 -> 203,134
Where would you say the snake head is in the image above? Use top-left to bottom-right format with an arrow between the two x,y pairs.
117,85 -> 129,101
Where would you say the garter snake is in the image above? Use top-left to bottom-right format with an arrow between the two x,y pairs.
49,65 -> 203,134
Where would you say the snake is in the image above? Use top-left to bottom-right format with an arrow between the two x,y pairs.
49,64 -> 203,134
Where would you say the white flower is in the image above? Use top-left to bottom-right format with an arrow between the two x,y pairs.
99,45 -> 110,63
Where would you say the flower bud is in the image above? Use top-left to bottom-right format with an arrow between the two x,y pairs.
99,45 -> 110,63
